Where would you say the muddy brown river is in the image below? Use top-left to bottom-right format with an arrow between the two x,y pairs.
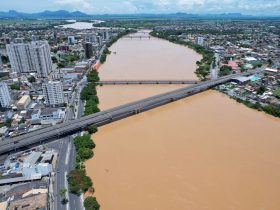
85,31 -> 280,210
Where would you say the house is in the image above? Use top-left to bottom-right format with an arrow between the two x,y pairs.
228,60 -> 238,71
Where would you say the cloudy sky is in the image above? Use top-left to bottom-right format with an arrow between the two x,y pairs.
1,0 -> 280,15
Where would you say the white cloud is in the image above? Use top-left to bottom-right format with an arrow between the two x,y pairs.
54,0 -> 94,12
2,0 -> 280,15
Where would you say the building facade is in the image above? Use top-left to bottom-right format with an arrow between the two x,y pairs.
196,37 -> 204,46
0,82 -> 12,108
42,81 -> 64,106
84,42 -> 94,59
6,41 -> 52,78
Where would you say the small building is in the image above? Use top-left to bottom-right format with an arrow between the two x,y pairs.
228,60 -> 238,71
17,95 -> 31,110
265,68 -> 278,74
231,76 -> 251,84
31,108 -> 65,121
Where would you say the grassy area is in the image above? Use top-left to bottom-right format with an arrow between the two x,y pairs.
273,88 -> 280,97
60,54 -> 80,62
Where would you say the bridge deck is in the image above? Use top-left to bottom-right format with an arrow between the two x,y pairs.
96,80 -> 199,85
0,70 -> 262,155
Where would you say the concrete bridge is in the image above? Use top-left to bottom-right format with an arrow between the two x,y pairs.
123,36 -> 151,39
0,70 -> 262,155
96,80 -> 199,85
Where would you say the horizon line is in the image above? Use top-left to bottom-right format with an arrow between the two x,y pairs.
0,10 -> 280,18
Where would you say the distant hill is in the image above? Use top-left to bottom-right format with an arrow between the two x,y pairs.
0,10 -> 278,19
0,10 -> 90,18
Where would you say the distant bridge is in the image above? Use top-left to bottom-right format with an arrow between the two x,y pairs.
96,80 -> 199,85
0,70 -> 262,155
123,36 -> 151,39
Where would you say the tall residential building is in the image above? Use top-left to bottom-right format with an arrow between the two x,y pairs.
42,81 -> 64,106
196,37 -> 204,46
101,30 -> 110,41
68,36 -> 76,45
96,36 -> 102,45
0,82 -> 12,108
6,41 -> 52,78
84,42 -> 94,59
85,33 -> 95,43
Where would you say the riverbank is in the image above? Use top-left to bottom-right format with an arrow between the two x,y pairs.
150,30 -> 214,80
229,95 -> 280,118
99,29 -> 137,64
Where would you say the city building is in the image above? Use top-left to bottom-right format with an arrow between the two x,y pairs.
31,108 -> 65,121
84,42 -> 94,59
17,95 -> 31,110
0,82 -> 12,108
42,81 -> 64,106
101,30 -> 110,41
68,36 -> 76,44
6,41 -> 52,77
85,33 -> 96,43
196,36 -> 204,46
96,36 -> 103,45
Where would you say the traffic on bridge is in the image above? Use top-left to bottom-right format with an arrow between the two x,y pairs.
0,69 -> 262,155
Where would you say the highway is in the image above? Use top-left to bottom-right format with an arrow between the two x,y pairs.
96,80 -> 199,85
0,70 -> 261,155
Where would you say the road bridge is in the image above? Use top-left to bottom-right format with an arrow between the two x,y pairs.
0,70 -> 262,155
123,36 -> 151,39
96,80 -> 199,85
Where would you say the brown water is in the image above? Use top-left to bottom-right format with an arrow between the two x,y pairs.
85,31 -> 280,210
99,31 -> 200,81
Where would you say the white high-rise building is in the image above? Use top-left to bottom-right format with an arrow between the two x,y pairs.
196,37 -> 204,46
6,41 -> 52,78
101,30 -> 110,41
0,82 -> 12,108
68,36 -> 76,44
42,81 -> 64,106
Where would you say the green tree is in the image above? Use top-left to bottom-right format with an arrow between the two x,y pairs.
59,188 -> 68,205
28,76 -> 36,83
86,124 -> 98,134
10,83 -> 20,90
257,85 -> 266,95
84,196 -> 100,210
219,65 -> 232,76
4,118 -> 12,127
68,169 -> 93,195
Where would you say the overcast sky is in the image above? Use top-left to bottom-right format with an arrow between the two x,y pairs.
1,0 -> 280,15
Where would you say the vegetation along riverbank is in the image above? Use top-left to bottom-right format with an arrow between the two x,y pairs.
68,69 -> 101,210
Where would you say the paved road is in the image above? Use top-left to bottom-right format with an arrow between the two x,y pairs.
0,70 -> 262,155
48,137 -> 83,210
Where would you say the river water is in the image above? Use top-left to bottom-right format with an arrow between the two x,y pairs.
85,31 -> 280,210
